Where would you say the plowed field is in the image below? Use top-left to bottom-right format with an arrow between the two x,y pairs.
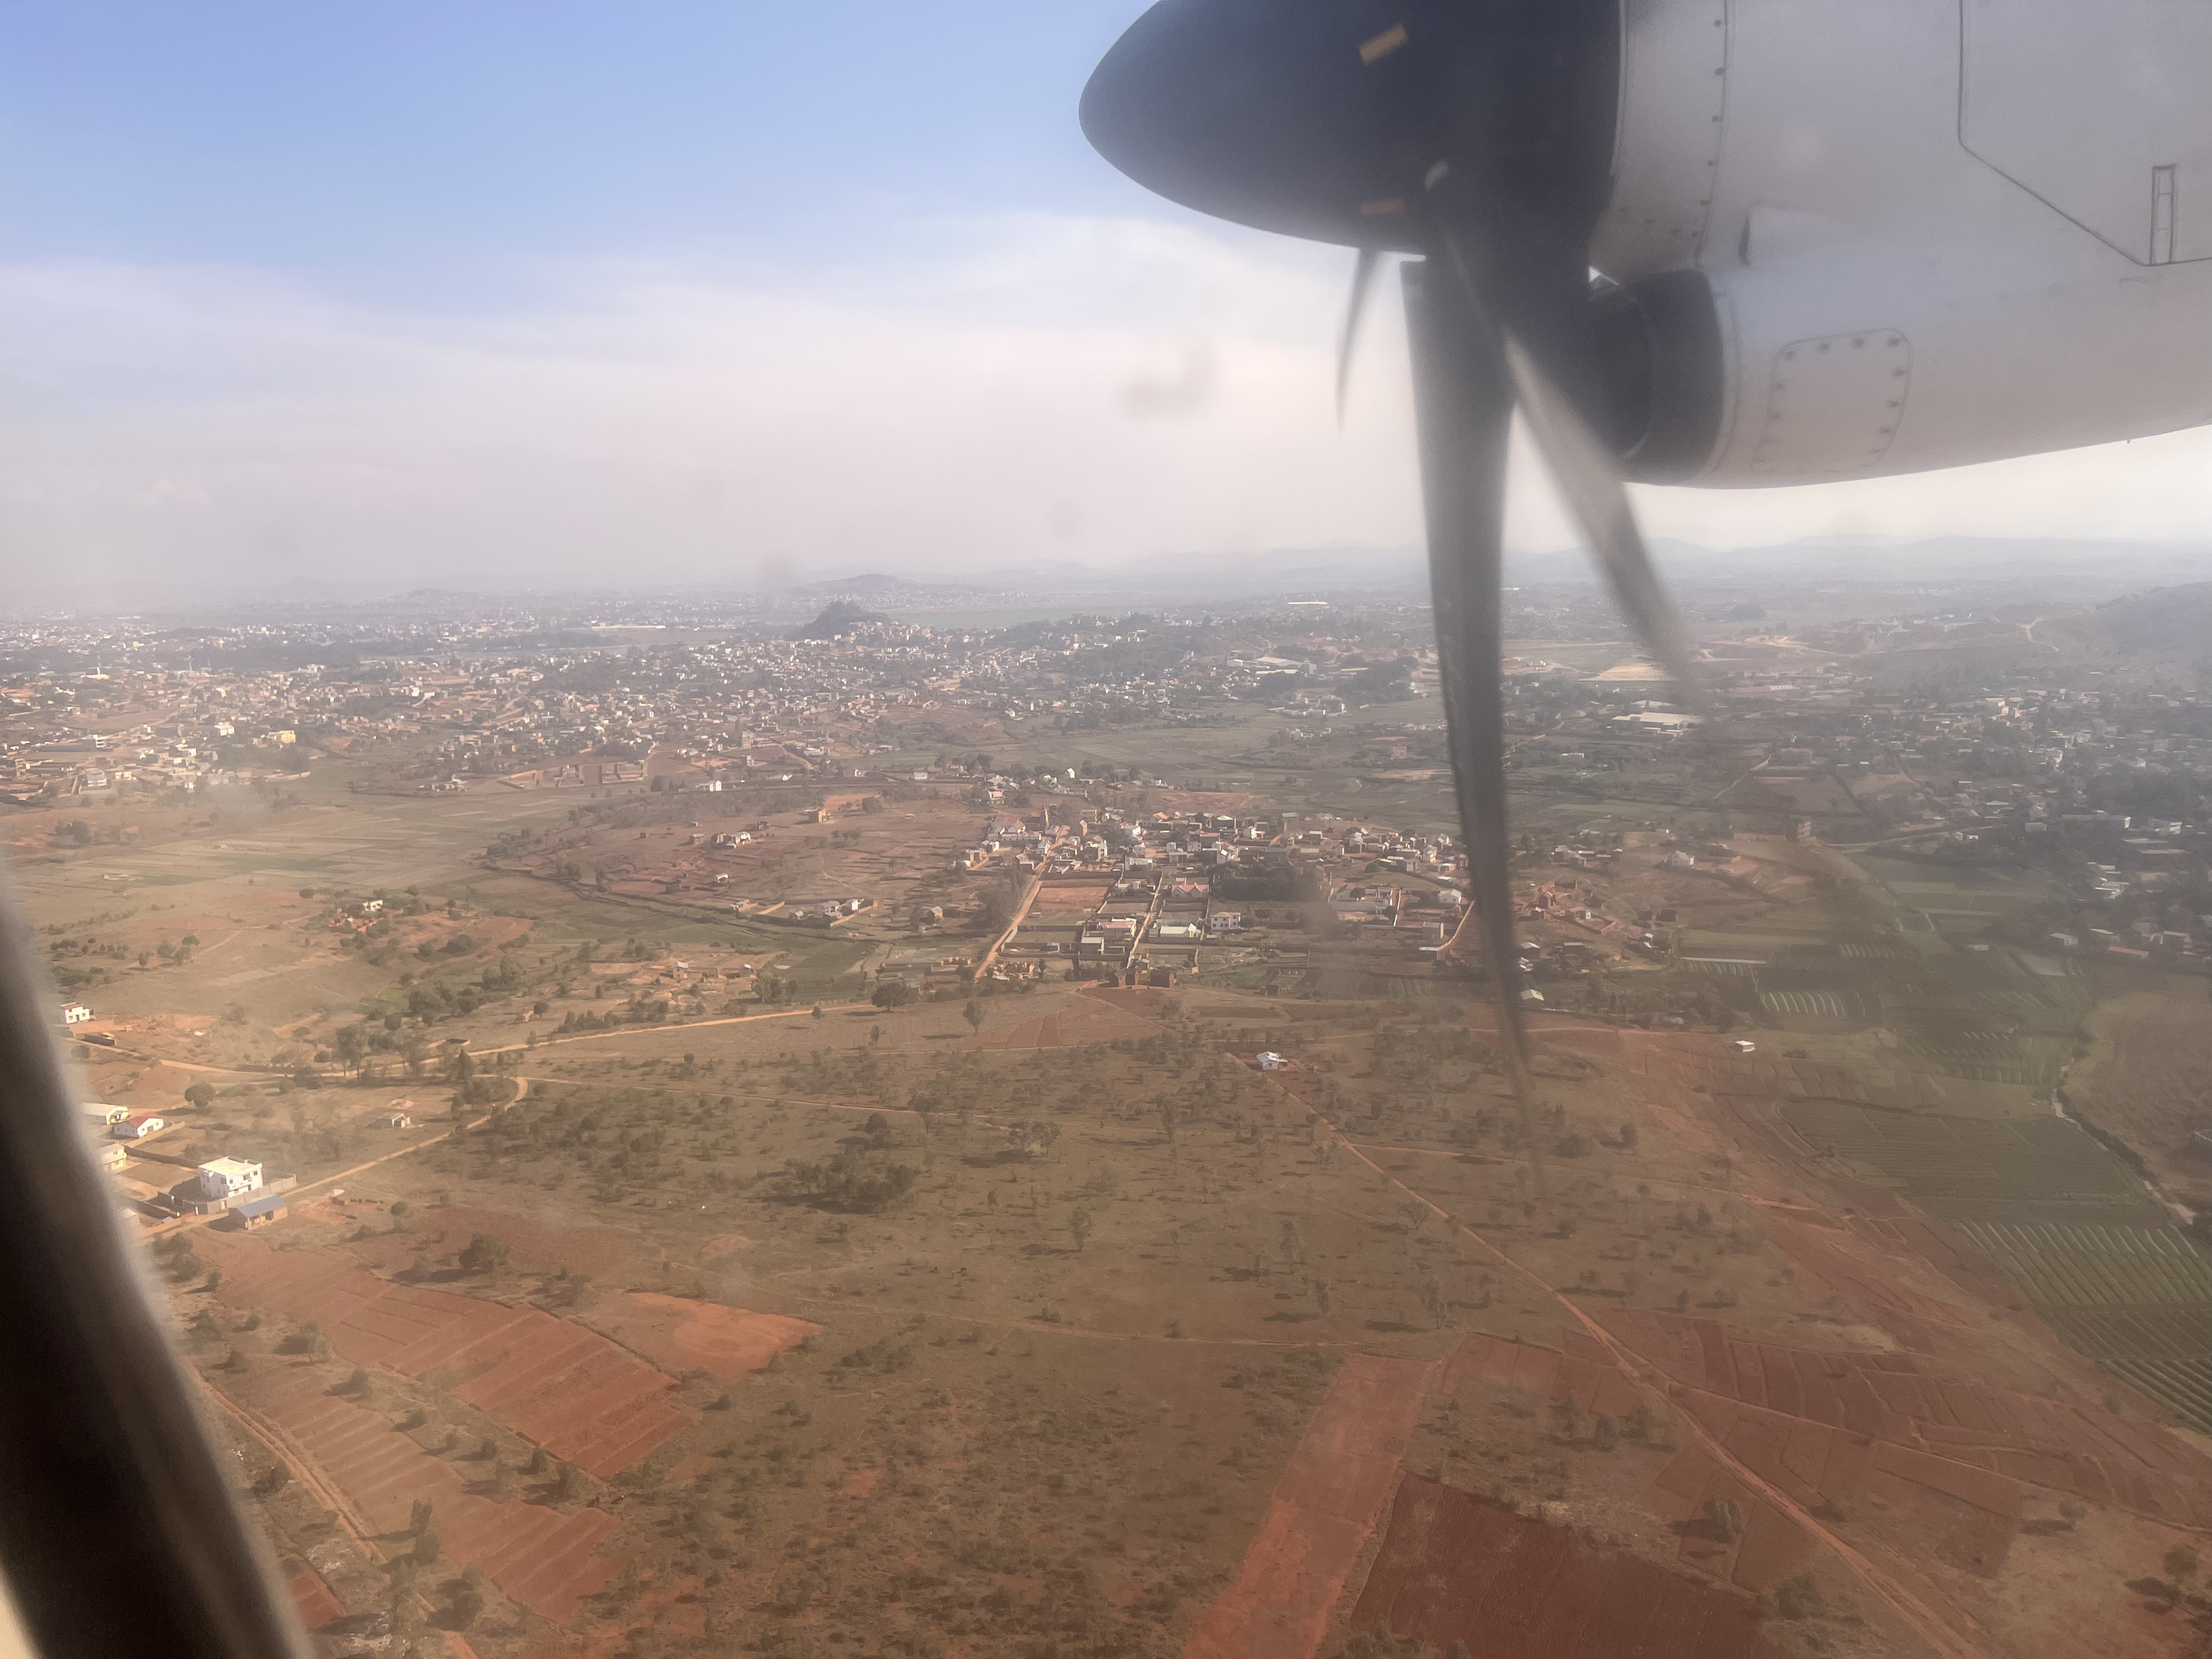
200,1233 -> 689,1476
1352,1475 -> 1775,1659
1600,1309 -> 2212,1535
261,1384 -> 623,1621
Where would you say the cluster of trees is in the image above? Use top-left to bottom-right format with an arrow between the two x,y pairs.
781,1147 -> 918,1212
556,997 -> 673,1034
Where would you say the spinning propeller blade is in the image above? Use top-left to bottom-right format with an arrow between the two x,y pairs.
1336,245 -> 1383,426
1083,0 -> 1702,1199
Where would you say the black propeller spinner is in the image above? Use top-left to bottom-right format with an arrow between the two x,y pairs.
1084,0 -> 1701,1196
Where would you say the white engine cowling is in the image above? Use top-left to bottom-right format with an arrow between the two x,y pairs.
1593,0 -> 2212,487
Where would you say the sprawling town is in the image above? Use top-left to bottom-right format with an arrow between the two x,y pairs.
7,569 -> 2212,1659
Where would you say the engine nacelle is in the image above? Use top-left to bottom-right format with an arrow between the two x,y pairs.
1594,0 -> 2212,488
1592,270 -> 1725,484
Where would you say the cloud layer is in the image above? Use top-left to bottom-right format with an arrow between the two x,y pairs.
3,216 -> 2209,601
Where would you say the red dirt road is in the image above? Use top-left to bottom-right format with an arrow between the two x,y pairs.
1181,1352 -> 1436,1659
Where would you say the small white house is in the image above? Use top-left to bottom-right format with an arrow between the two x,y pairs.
1731,1039 -> 1758,1054
61,1003 -> 94,1025
82,1104 -> 129,1128
381,1098 -> 416,1128
112,1114 -> 165,1140
196,1156 -> 263,1201
1256,1051 -> 1286,1071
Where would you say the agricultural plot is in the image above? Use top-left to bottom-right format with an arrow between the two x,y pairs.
2044,1307 -> 2212,1363
1350,1476 -> 1771,1659
1759,987 -> 1878,1021
255,1384 -> 624,1621
197,1229 -> 691,1476
1782,1105 -> 2212,1435
1779,1103 -> 2163,1225
1952,1222 -> 2212,1313
2101,1362 -> 2212,1440
1960,1226 -> 2212,1434
1595,1308 -> 2212,1531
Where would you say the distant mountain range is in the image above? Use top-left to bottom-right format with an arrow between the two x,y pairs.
10,534 -> 2210,620
787,535 -> 2212,611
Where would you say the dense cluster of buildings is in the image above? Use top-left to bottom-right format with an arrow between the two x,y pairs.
4,596 -> 2204,963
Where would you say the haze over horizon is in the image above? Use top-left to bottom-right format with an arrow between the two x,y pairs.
7,1 -> 2212,601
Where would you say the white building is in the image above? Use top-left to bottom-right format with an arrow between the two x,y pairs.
196,1157 -> 263,1201
61,1004 -> 93,1025
1256,1051 -> 1286,1071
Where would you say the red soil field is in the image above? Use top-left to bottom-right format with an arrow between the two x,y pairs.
1352,1475 -> 1776,1659
1439,1329 -> 1645,1422
1181,1352 -> 1435,1659
259,1384 -> 623,1621
348,1206 -> 633,1282
975,992 -> 1157,1051
1753,1212 -> 1978,1348
200,1233 -> 689,1477
285,1563 -> 345,1629
1599,1309 -> 2212,1540
1435,1330 -> 1819,1590
1031,883 -> 1109,912
585,1291 -> 818,1381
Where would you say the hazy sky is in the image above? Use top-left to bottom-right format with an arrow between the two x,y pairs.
4,1 -> 2210,597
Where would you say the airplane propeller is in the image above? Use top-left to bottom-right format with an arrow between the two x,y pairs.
1084,0 -> 1701,1198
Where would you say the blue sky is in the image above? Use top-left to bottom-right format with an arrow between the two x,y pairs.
0,2 -> 1150,285
2,2 -> 2208,601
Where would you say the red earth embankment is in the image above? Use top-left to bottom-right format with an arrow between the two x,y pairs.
1182,1352 -> 1435,1659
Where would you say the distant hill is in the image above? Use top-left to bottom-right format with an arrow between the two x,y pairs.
790,599 -> 884,639
2047,581 -> 2212,663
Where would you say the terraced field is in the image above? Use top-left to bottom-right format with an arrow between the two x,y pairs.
198,1229 -> 691,1475
1954,1222 -> 2212,1311
1963,1228 -> 2212,1434
1759,986 -> 1879,1020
